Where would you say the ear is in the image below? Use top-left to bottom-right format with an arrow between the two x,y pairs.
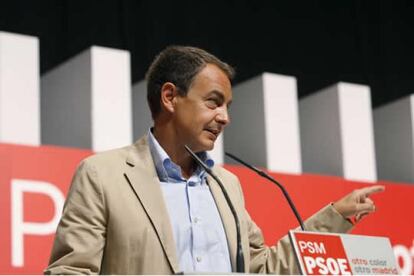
160,82 -> 178,114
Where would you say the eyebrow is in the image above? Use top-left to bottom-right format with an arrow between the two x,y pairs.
207,90 -> 232,106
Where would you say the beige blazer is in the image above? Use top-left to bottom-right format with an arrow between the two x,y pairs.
45,136 -> 352,274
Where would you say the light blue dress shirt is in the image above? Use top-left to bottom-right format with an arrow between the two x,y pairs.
148,130 -> 232,273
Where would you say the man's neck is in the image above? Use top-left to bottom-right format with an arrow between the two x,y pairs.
152,125 -> 195,179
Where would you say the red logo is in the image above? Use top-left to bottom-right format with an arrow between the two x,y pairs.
293,232 -> 352,275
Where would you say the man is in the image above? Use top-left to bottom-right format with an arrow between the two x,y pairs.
45,46 -> 384,274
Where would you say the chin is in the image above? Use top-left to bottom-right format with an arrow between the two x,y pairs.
193,140 -> 215,152
205,144 -> 214,151
204,140 -> 215,151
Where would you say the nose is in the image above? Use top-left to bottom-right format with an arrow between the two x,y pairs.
216,106 -> 230,126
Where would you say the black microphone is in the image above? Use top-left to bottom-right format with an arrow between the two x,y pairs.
184,145 -> 245,273
225,152 -> 306,231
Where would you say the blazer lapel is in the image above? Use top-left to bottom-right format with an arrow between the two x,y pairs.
207,172 -> 238,272
124,137 -> 179,273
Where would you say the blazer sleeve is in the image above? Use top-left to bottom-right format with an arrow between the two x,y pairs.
247,204 -> 354,274
44,160 -> 107,275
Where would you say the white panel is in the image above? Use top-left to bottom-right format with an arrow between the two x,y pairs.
91,46 -> 132,151
41,49 -> 91,148
300,85 -> 343,176
224,73 -> 301,173
300,82 -> 377,182
0,32 -> 40,145
263,73 -> 302,174
338,83 -> 377,182
374,95 -> 414,183
224,75 -> 267,167
42,46 -> 132,151
132,80 -> 152,140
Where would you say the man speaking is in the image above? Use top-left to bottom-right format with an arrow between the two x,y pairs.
45,46 -> 384,274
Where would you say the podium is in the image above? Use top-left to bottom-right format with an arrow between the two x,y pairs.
289,231 -> 399,275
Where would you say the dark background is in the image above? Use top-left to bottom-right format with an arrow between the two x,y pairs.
1,0 -> 413,107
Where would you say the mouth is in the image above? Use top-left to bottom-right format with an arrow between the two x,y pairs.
204,128 -> 221,139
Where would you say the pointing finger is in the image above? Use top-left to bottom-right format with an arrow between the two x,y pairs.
359,185 -> 385,197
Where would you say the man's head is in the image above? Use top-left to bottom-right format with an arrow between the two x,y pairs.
146,46 -> 235,119
146,46 -> 235,152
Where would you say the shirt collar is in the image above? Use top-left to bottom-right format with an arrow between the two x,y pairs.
147,128 -> 215,183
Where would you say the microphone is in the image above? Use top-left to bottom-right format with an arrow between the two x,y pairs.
225,152 -> 306,231
184,145 -> 245,273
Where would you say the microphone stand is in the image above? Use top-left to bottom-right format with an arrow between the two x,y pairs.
225,152 -> 306,231
184,145 -> 245,273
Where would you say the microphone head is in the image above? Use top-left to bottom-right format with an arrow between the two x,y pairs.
225,151 -> 261,174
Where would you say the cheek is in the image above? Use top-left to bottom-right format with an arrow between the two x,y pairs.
192,113 -> 214,129
176,104 -> 215,130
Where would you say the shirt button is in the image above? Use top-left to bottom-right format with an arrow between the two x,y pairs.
196,256 -> 202,262
193,217 -> 199,223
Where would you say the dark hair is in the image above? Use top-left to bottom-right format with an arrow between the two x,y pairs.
145,46 -> 235,119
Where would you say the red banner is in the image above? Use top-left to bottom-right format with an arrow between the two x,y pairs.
0,143 -> 413,274
0,143 -> 91,274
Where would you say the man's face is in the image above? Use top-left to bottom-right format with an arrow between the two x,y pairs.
173,63 -> 232,152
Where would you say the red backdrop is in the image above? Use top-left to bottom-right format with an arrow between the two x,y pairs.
0,143 -> 413,274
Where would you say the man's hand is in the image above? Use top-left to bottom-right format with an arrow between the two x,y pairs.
333,185 -> 385,223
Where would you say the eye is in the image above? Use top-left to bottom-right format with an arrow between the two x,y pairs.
206,98 -> 219,109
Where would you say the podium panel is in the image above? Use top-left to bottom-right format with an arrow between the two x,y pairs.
290,230 -> 398,275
